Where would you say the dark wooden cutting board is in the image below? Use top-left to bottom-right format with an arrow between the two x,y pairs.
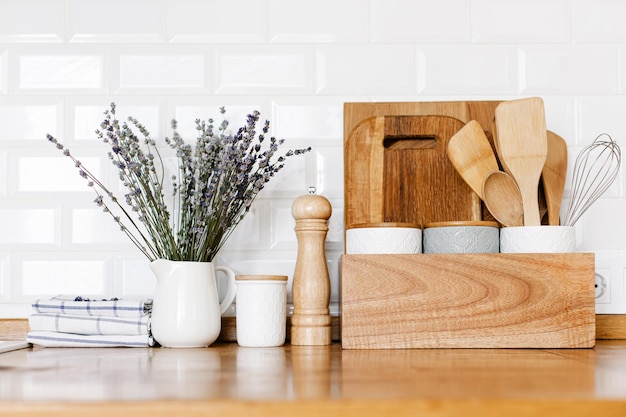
344,101 -> 501,229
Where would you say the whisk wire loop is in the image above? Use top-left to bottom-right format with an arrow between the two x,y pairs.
562,133 -> 621,226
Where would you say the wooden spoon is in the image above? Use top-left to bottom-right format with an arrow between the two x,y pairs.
446,120 -> 499,200
542,131 -> 568,225
482,170 -> 524,227
494,97 -> 548,226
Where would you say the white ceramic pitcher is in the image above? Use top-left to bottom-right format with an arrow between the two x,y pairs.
150,260 -> 237,348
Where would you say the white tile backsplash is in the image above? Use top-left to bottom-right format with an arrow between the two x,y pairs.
272,99 -> 343,140
0,254 -> 11,302
309,143 -> 344,200
576,199 -> 626,252
472,0 -> 570,43
269,0 -> 369,43
0,152 -> 7,198
259,144 -> 311,197
114,256 -> 156,297
67,0 -> 166,43
419,45 -> 518,94
17,156 -> 102,193
572,0 -> 626,43
115,49 -> 208,92
269,196 -> 343,250
221,201 -> 270,252
0,0 -> 64,44
166,0 -> 267,44
16,50 -> 106,91
372,0 -> 471,43
269,199 -> 297,251
68,206 -> 137,247
17,255 -> 112,300
0,99 -> 62,140
67,96 -> 168,144
216,251 -> 298,304
521,45 -> 619,94
0,205 -> 58,246
215,46 -> 313,94
0,0 -> 625,316
576,96 -> 626,146
0,49 -> 7,94
73,102 -> 163,140
171,101 -> 266,140
317,45 -> 415,95
541,96 -> 576,144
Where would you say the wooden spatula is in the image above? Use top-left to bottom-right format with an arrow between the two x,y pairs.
494,97 -> 548,226
447,120 -> 499,200
542,131 -> 568,225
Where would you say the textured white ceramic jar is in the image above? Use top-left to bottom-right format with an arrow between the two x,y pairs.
500,226 -> 576,253
345,222 -> 422,254
235,275 -> 288,347
423,221 -> 500,254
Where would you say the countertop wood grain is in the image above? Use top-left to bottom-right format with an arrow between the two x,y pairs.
1,341 -> 626,416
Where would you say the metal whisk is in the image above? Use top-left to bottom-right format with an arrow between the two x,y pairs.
562,133 -> 621,226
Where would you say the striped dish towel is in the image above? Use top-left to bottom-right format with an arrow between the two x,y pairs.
26,331 -> 152,348
28,313 -> 149,336
32,296 -> 152,318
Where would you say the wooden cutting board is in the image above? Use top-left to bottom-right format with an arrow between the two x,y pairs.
343,101 -> 501,143
344,101 -> 501,229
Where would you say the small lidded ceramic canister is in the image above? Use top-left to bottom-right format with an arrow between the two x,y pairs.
345,222 -> 422,254
500,225 -> 576,253
235,275 -> 288,347
423,221 -> 500,254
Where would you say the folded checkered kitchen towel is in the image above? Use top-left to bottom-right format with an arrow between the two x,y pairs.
26,331 -> 152,348
28,312 -> 149,336
32,296 -> 152,318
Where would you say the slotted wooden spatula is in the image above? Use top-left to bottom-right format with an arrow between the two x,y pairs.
495,97 -> 548,226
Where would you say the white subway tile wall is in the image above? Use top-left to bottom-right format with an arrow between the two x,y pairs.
0,0 -> 625,317
0,0 -> 64,44
471,0 -> 570,43
66,0 -> 166,44
372,0 -> 470,43
215,46 -> 313,94
15,48 -> 107,92
0,49 -> 8,94
115,48 -> 208,92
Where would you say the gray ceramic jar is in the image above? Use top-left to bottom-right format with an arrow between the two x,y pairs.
423,221 -> 500,254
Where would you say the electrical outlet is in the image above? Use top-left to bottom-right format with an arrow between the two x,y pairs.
595,271 -> 610,304
594,252 -> 626,314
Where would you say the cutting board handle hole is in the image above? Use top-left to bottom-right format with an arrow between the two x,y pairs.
383,135 -> 438,150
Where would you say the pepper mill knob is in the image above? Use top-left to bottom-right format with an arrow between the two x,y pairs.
290,192 -> 332,346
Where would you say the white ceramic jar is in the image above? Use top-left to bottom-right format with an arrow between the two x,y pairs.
235,275 -> 288,347
500,225 -> 576,253
345,222 -> 422,254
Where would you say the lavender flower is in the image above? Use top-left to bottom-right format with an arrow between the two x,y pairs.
47,103 -> 310,262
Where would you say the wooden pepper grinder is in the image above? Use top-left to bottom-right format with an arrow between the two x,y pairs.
290,188 -> 332,345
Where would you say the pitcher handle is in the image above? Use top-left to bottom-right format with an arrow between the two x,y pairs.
215,266 -> 237,315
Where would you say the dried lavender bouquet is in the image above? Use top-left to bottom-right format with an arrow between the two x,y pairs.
47,103 -> 310,262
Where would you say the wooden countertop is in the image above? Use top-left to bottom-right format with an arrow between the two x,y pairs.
1,341 -> 626,416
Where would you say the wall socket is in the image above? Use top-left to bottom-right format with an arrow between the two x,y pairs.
594,252 -> 626,314
595,272 -> 608,301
